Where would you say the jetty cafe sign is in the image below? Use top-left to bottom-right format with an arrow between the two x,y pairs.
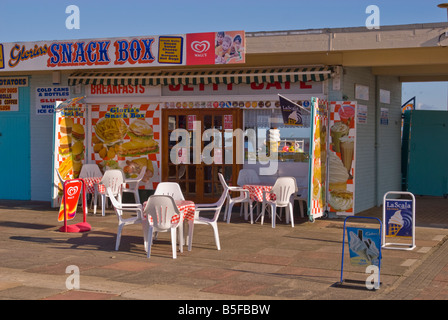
0,31 -> 245,72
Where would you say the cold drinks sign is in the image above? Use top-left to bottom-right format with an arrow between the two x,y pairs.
0,31 -> 245,72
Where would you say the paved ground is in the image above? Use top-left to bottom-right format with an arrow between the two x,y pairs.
0,195 -> 447,302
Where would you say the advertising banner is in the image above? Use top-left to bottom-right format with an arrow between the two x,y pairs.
186,31 -> 245,65
0,86 -> 19,111
0,31 -> 245,72
36,87 -> 70,115
328,101 -> 357,215
308,97 -> 328,220
384,199 -> 413,238
279,95 -> 303,126
346,226 -> 381,266
90,103 -> 161,190
58,179 -> 82,222
52,102 -> 86,206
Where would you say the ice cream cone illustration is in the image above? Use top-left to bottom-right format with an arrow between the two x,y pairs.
388,210 -> 404,236
288,111 -> 299,125
388,223 -> 402,236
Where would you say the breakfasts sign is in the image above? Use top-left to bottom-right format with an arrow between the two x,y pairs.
0,31 -> 245,72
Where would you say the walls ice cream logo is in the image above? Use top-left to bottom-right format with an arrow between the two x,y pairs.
191,41 -> 210,56
186,32 -> 215,65
67,185 -> 79,197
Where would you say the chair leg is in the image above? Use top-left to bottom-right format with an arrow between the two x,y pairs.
188,220 -> 194,251
102,195 -> 106,216
171,228 -> 177,259
93,192 -> 97,214
211,222 -> 221,250
260,202 -> 266,225
115,224 -> 124,251
147,226 -> 153,259
289,203 -> 294,227
142,222 -> 149,252
271,204 -> 276,228
178,223 -> 184,253
226,201 -> 235,224
249,202 -> 254,224
223,195 -> 230,221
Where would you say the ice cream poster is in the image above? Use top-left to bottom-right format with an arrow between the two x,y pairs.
90,103 -> 161,190
308,97 -> 328,220
58,180 -> 82,222
279,95 -> 303,126
328,101 -> 357,215
385,200 -> 413,238
347,227 -> 381,267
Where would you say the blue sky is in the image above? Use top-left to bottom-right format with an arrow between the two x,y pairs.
1,0 -> 447,109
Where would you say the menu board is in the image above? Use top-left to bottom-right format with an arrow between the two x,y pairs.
90,104 -> 161,190
308,97 -> 328,220
328,101 -> 357,215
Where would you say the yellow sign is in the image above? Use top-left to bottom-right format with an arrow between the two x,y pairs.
158,36 -> 183,64
0,44 -> 4,69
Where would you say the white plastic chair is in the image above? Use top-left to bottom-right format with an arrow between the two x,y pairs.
221,174 -> 253,224
79,164 -> 103,179
188,173 -> 229,251
153,182 -> 186,245
123,166 -> 146,204
94,169 -> 124,216
154,182 -> 185,200
143,195 -> 184,259
260,177 -> 297,228
107,187 -> 145,251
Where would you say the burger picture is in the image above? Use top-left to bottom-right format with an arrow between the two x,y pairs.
60,117 -> 74,134
72,123 -> 85,140
59,135 -> 72,156
127,119 -> 153,141
71,140 -> 84,161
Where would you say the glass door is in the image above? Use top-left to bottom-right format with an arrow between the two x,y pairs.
162,108 -> 242,203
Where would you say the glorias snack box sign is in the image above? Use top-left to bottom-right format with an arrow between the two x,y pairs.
0,31 -> 245,72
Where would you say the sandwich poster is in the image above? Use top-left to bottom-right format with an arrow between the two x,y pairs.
328,101 -> 357,215
90,104 -> 161,190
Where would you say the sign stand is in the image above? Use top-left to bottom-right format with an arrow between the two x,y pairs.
59,178 -> 91,233
382,191 -> 416,251
337,216 -> 382,290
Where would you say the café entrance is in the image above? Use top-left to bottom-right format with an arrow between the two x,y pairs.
162,108 -> 243,203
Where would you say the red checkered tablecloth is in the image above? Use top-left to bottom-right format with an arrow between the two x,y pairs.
243,185 -> 276,202
143,200 -> 195,224
82,177 -> 104,194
